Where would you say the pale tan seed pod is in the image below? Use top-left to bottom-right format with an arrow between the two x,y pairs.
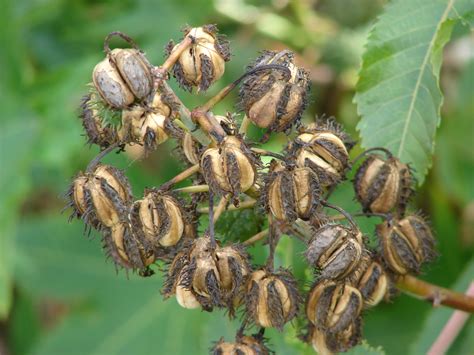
246,269 -> 300,330
294,129 -> 349,187
306,280 -> 363,333
348,253 -> 389,307
92,57 -> 135,109
70,174 -> 89,217
354,155 -> 413,214
239,50 -> 309,134
211,335 -> 271,355
266,163 -> 321,223
305,224 -> 363,280
175,272 -> 201,309
201,136 -> 257,201
168,25 -> 230,92
131,191 -> 185,248
377,215 -> 436,275
182,132 -> 201,165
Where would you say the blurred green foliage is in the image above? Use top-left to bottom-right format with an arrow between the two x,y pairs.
0,0 -> 472,354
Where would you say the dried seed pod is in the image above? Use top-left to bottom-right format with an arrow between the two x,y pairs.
308,318 -> 362,355
201,136 -> 257,201
266,163 -> 321,223
348,253 -> 389,307
211,335 -> 270,355
131,191 -> 185,248
305,224 -> 363,280
79,93 -> 119,148
168,25 -> 230,92
68,174 -> 89,220
85,164 -> 133,228
354,154 -> 413,214
215,244 -> 251,309
246,269 -> 300,330
306,280 -> 363,333
92,56 -> 135,108
377,215 -> 436,275
292,123 -> 350,186
182,132 -> 201,165
239,50 -> 309,133
120,92 -> 171,152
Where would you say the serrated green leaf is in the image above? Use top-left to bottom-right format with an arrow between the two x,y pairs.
215,208 -> 265,243
355,0 -> 473,184
409,259 -> 474,355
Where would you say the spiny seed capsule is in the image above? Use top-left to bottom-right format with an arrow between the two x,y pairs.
305,224 -> 363,280
182,132 -> 201,165
212,335 -> 270,355
201,136 -> 257,202
377,215 -> 436,275
239,50 -> 309,134
103,222 -> 155,270
354,154 -> 413,214
246,269 -> 300,330
130,191 -> 185,248
306,280 -> 363,333
163,237 -> 250,311
308,318 -> 362,355
266,162 -> 321,223
292,123 -> 350,186
79,93 -> 119,148
168,25 -> 230,92
120,93 -> 171,152
348,253 -> 388,307
67,164 -> 132,229
92,46 -> 153,108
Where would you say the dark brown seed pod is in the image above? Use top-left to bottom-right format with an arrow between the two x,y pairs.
130,191 -> 185,248
347,253 -> 389,308
306,280 -> 363,333
201,136 -> 257,202
79,93 -> 119,148
167,25 -> 230,92
291,123 -> 351,187
354,154 -> 413,214
246,268 -> 301,330
307,318 -> 362,355
211,335 -> 270,355
377,215 -> 436,275
305,224 -> 363,280
266,162 -> 321,223
239,50 -> 309,134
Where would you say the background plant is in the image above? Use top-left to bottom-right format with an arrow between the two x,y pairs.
1,0 -> 473,354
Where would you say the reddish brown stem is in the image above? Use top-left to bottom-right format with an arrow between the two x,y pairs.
396,274 -> 474,313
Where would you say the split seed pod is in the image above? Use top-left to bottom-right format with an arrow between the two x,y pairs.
292,123 -> 350,186
92,47 -> 153,108
266,163 -> 321,223
212,335 -> 270,355
130,191 -> 185,248
354,154 -> 413,214
246,269 -> 300,330
168,25 -> 231,92
201,136 -> 257,202
348,253 -> 389,307
377,215 -> 436,275
306,280 -> 363,333
67,164 -> 132,230
305,224 -> 363,280
239,50 -> 309,133
120,93 -> 171,152
308,318 -> 362,355
182,132 -> 201,165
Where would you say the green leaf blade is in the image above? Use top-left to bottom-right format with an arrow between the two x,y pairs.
355,0 -> 469,183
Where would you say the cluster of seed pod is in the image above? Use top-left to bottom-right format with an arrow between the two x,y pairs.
67,24 -> 439,354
